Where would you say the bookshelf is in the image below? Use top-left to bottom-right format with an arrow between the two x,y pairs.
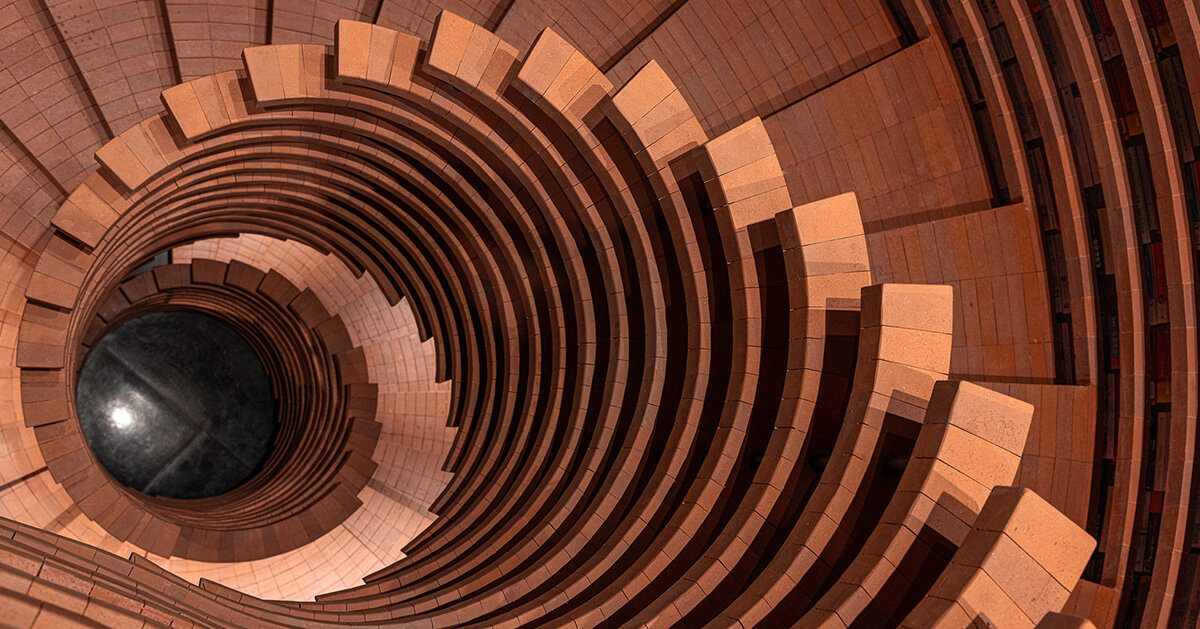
1079,0 -> 1178,622
1131,0 -> 1200,622
1030,0 -> 1120,583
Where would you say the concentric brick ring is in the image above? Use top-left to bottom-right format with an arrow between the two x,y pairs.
22,256 -> 379,562
3,12 -> 1099,626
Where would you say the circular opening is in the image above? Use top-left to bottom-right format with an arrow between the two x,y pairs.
75,311 -> 277,499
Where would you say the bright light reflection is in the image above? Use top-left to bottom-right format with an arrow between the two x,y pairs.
110,406 -> 133,430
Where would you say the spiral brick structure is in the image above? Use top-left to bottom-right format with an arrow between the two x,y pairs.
0,1 -> 1197,627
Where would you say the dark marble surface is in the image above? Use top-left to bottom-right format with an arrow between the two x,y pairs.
75,311 -> 277,499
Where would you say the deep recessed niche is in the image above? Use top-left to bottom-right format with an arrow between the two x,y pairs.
75,311 -> 277,500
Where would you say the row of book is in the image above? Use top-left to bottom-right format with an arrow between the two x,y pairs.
1158,53 -> 1198,165
1149,323 -> 1171,381
1080,0 -> 1122,61
1105,57 -> 1140,119
1060,84 -> 1103,190
1151,43 -> 1200,242
1127,140 -> 1161,246
1138,0 -> 1171,29
1140,241 -> 1168,313
1131,402 -> 1167,577
1032,7 -> 1073,90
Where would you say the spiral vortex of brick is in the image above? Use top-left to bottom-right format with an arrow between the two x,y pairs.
0,1 -> 1196,628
